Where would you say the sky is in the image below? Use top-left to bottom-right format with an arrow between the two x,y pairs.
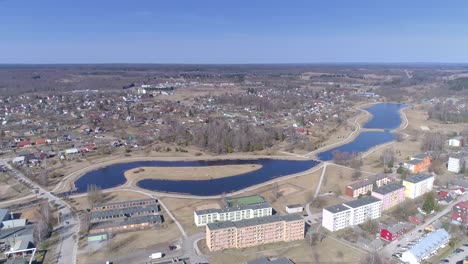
1,0 -> 468,64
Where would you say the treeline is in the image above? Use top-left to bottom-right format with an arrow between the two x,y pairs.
428,102 -> 468,123
448,77 -> 468,91
157,118 -> 290,154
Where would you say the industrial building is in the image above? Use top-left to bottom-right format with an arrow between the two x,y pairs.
400,228 -> 450,264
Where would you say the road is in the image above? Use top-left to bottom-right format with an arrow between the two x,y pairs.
382,193 -> 468,258
0,160 -> 79,264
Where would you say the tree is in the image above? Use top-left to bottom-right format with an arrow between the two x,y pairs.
380,148 -> 394,168
422,192 -> 436,214
34,201 -> 51,245
311,196 -> 327,208
271,182 -> 280,201
360,219 -> 379,235
360,251 -> 384,264
87,184 -> 103,207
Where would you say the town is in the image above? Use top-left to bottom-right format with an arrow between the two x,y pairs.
4,2 -> 468,264
0,63 -> 466,264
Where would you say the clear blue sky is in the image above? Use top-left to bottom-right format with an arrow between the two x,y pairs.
1,0 -> 468,63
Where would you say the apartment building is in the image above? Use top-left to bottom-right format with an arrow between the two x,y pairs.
403,174 -> 434,199
371,184 -> 405,211
345,173 -> 390,198
206,214 -> 304,251
194,195 -> 272,226
403,154 -> 432,174
322,196 -> 382,232
448,154 -> 467,173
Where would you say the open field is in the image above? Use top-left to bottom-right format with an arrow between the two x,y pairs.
198,237 -> 364,264
0,172 -> 30,201
124,164 -> 262,182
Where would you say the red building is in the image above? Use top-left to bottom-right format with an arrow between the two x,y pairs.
452,201 -> 468,225
380,223 -> 407,242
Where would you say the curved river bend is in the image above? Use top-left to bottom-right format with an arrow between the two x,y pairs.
73,103 -> 407,195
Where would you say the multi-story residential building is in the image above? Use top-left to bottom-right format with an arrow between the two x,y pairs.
206,214 -> 304,251
322,204 -> 352,232
371,184 -> 405,211
322,196 -> 382,232
403,174 -> 434,199
194,202 -> 272,227
345,173 -> 390,198
403,154 -> 432,174
448,154 -> 467,173
194,195 -> 272,226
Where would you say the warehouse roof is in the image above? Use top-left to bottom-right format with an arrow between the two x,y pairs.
402,228 -> 450,262
90,215 -> 162,230
90,205 -> 159,220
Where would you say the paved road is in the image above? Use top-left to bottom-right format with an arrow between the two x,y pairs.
382,193 -> 468,258
0,160 -> 79,264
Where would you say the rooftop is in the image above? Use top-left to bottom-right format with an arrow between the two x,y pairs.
90,205 -> 159,220
89,215 -> 162,230
195,202 -> 271,215
412,153 -> 430,160
372,184 -> 405,195
403,229 -> 450,261
93,198 -> 157,210
344,196 -> 381,208
207,214 -> 303,231
324,204 -> 351,214
347,173 -> 389,189
404,174 -> 433,184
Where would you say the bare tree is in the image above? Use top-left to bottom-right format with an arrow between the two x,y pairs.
34,201 -> 51,245
380,148 -> 395,168
271,182 -> 280,201
87,184 -> 103,207
360,251 -> 384,264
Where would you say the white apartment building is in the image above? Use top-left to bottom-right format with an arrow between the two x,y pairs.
403,174 -> 434,199
448,155 -> 467,173
322,196 -> 382,232
194,202 -> 272,227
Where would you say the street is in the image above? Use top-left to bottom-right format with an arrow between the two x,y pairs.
0,160 -> 79,264
382,192 -> 468,258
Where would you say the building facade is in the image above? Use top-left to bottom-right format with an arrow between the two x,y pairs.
371,184 -> 405,211
206,214 -> 304,251
322,196 -> 382,232
194,202 -> 272,227
404,154 -> 432,173
448,154 -> 467,173
380,223 -> 407,241
403,174 -> 434,199
345,174 -> 390,198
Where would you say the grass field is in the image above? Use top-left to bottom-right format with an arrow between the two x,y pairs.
0,172 -> 29,202
124,164 -> 262,183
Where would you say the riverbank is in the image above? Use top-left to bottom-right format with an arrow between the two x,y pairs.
53,154 -> 307,193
